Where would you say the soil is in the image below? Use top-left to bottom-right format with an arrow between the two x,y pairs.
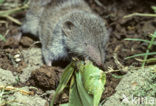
0,0 -> 156,105
27,66 -> 63,90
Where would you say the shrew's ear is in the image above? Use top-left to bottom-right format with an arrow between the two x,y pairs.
62,21 -> 75,36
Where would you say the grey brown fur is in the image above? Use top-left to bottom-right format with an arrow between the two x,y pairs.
21,0 -> 51,35
21,0 -> 109,67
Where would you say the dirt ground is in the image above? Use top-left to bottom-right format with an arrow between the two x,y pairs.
0,0 -> 156,105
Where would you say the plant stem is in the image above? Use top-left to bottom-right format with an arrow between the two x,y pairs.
0,3 -> 29,25
142,33 -> 156,67
123,13 -> 156,18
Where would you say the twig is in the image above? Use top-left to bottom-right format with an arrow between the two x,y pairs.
106,67 -> 120,74
1,15 -> 22,25
0,2 -> 29,25
123,13 -> 156,18
113,53 -> 128,71
0,3 -> 28,16
6,15 -> 21,25
105,53 -> 128,74
0,20 -> 8,28
0,86 -> 34,95
4,29 -> 10,37
0,20 -> 7,24
29,41 -> 41,49
94,0 -> 103,7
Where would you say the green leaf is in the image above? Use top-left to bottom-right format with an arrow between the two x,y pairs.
50,62 -> 75,106
151,6 -> 156,13
151,31 -> 156,38
69,76 -> 83,106
78,61 -> 106,106
60,103 -> 69,106
142,31 -> 156,67
0,34 -> 6,42
124,38 -> 156,45
50,60 -> 106,106
0,0 -> 4,4
125,31 -> 156,67
125,52 -> 156,59
75,72 -> 93,106
145,58 -> 156,63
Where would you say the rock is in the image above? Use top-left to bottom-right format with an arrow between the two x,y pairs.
0,68 -> 17,85
104,66 -> 156,106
